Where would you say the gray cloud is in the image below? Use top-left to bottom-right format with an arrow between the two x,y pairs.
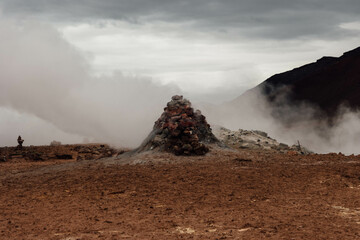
1,0 -> 360,40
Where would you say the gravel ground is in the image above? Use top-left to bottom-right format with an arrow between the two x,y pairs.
1,146 -> 360,239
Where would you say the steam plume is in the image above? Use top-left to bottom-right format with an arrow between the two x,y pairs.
0,19 -> 179,147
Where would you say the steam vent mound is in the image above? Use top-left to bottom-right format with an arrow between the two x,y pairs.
137,95 -> 218,155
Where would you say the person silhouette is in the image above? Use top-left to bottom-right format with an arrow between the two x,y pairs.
17,135 -> 24,148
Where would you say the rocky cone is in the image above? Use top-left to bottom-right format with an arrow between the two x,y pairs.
137,95 -> 218,155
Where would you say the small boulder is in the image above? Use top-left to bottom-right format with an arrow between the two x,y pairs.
50,141 -> 62,146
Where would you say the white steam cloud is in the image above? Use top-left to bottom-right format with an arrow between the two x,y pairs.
203,88 -> 360,155
0,19 -> 179,147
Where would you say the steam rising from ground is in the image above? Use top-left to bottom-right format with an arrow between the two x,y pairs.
203,88 -> 360,155
0,19 -> 178,147
1,19 -> 360,154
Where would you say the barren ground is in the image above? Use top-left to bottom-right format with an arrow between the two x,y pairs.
1,145 -> 360,239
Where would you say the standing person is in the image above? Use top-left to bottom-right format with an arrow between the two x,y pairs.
17,135 -> 24,148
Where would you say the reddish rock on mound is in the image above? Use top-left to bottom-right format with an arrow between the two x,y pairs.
137,95 -> 218,155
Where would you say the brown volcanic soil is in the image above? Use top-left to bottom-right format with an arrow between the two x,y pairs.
1,147 -> 360,239
0,144 -> 123,163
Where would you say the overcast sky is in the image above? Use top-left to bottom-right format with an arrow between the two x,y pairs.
0,0 -> 360,146
2,0 -> 360,99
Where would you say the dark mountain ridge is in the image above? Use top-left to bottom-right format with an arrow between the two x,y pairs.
254,46 -> 360,121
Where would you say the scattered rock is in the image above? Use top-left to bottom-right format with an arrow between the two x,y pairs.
55,154 -> 73,160
50,141 -> 62,146
278,143 -> 289,150
233,158 -> 252,163
26,152 -> 44,161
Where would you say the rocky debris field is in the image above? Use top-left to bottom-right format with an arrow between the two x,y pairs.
1,148 -> 360,239
0,144 -> 124,163
214,127 -> 312,154
136,95 -> 218,156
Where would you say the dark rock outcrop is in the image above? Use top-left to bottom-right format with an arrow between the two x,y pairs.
228,46 -> 360,125
259,46 -> 360,120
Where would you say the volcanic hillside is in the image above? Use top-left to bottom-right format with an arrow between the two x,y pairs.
232,46 -> 360,122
